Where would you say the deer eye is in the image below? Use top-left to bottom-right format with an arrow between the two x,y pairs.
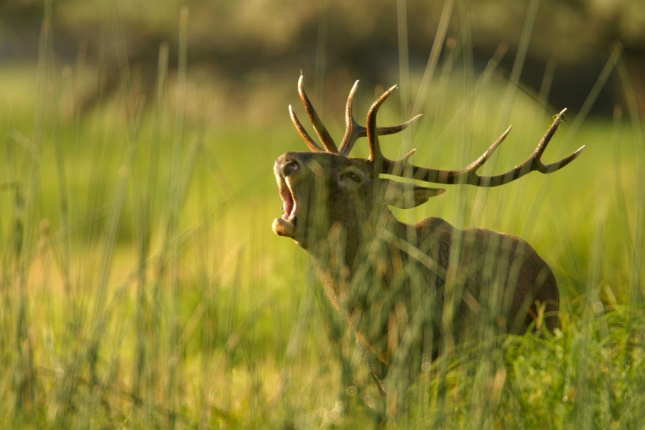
342,171 -> 362,183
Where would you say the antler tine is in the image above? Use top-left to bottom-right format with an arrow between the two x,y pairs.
530,109 -> 585,173
339,81 -> 423,156
365,84 -> 422,173
338,80 -> 363,156
289,105 -> 324,152
366,84 -> 398,164
460,125 -> 513,173
296,75 -> 339,153
385,108 -> 585,187
372,115 -> 423,136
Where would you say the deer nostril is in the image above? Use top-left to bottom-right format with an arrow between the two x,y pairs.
282,160 -> 300,177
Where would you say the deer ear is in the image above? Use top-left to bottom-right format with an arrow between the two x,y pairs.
379,178 -> 445,209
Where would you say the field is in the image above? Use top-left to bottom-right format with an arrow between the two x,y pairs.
1,15 -> 645,429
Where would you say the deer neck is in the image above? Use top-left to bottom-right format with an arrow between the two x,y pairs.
309,209 -> 405,278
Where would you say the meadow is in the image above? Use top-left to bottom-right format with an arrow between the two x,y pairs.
1,18 -> 645,429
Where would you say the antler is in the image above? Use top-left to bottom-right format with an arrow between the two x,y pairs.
337,81 -> 422,156
290,76 -> 584,187
289,75 -> 338,153
289,75 -> 421,156
366,87 -> 585,187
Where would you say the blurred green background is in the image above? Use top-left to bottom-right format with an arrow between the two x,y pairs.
0,0 -> 644,428
3,0 -> 645,118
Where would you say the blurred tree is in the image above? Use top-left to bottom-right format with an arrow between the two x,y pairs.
1,0 -> 643,118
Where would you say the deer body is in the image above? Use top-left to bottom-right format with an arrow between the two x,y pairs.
272,76 -> 582,389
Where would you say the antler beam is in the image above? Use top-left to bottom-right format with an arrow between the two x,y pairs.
365,86 -> 584,187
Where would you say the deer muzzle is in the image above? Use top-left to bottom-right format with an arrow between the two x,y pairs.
272,155 -> 301,238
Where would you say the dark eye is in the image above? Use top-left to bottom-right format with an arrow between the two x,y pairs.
343,171 -> 362,183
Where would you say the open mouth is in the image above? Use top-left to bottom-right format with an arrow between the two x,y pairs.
272,174 -> 298,237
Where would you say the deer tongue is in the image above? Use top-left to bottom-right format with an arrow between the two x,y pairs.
273,174 -> 297,238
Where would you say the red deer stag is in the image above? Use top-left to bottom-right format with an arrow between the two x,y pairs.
272,75 -> 584,393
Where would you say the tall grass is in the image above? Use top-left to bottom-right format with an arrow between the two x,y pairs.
1,2 -> 644,429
